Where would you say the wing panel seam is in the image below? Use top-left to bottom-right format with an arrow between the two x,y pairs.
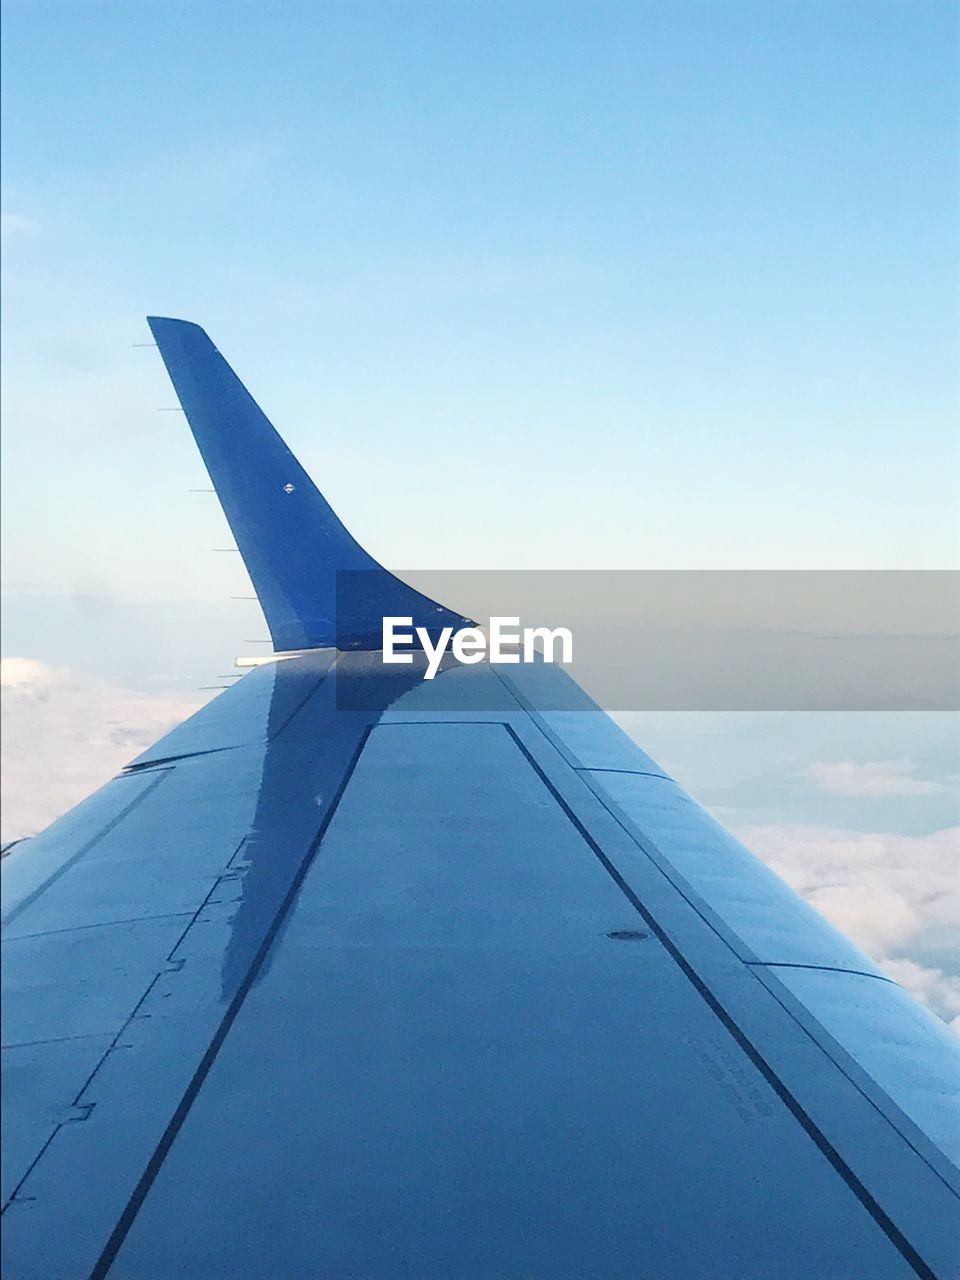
500,723 -> 938,1280
85,724 -> 374,1280
2,770 -> 173,930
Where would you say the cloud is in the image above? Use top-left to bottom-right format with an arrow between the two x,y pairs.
802,759 -> 942,797
882,957 -> 960,1033
0,657 -> 207,845
1,212 -> 39,240
740,821 -> 960,1023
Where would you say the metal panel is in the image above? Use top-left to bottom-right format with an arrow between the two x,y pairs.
2,748 -> 264,939
2,916 -> 192,1045
1,771 -> 169,925
1,1036 -> 113,1206
3,660 -> 957,1280
105,723 -> 917,1280
126,648 -> 335,766
587,769 -> 886,975
2,914 -> 198,1214
758,965 -> 960,1177
0,656 -> 403,1279
499,663 -> 669,774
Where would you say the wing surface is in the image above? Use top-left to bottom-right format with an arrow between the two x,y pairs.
2,322 -> 958,1280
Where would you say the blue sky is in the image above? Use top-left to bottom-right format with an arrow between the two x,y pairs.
2,0 -> 958,610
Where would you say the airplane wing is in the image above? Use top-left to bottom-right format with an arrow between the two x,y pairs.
3,320 -> 958,1280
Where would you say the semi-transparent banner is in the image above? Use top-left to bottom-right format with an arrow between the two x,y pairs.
334,570 -> 959,712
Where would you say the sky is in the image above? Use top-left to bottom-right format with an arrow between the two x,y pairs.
2,0 -> 959,599
1,1 -> 958,1022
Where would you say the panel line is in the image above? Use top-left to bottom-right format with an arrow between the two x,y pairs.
2,771 -> 172,930
502,724 -> 937,1280
87,725 -> 373,1280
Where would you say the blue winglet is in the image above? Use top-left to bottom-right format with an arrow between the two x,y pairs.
147,317 -> 472,652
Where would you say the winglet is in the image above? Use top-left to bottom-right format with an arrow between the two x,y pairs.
147,317 -> 472,651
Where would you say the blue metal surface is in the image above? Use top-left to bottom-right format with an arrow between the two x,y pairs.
102,718 -> 932,1280
500,662 -> 670,774
583,767 -> 889,974
4,656 -> 958,1280
1,771 -> 168,925
757,964 -> 960,1181
2,321 -> 958,1279
146,317 -> 472,651
125,649 -> 335,766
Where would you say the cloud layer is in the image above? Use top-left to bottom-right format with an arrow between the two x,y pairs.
1,657 -> 206,845
740,821 -> 960,1028
802,758 -> 943,797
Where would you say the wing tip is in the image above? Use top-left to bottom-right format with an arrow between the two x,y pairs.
146,316 -> 210,342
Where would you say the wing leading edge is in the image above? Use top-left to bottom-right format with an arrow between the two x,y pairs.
1,321 -> 957,1280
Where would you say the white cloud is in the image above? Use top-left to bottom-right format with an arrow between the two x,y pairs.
740,821 -> 960,1023
882,957 -> 960,1033
802,759 -> 942,797
0,657 -> 207,845
1,212 -> 39,240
